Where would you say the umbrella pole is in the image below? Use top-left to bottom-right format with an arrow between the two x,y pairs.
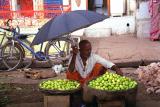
40,43 -> 43,52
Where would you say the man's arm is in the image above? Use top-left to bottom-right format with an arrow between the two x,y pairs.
68,46 -> 78,72
111,65 -> 123,76
68,54 -> 76,72
94,54 -> 123,76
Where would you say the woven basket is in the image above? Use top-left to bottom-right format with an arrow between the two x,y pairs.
85,77 -> 138,101
39,79 -> 82,95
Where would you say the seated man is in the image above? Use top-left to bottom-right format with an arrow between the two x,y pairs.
66,39 -> 123,107
66,39 -> 123,84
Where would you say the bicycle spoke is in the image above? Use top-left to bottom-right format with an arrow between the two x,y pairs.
45,38 -> 74,66
21,39 -> 34,68
2,43 -> 23,71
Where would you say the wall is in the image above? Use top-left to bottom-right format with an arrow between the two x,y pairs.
74,1 -> 151,38
83,16 -> 135,37
71,0 -> 136,37
136,1 -> 151,38
16,1 -> 152,39
11,0 -> 17,11
136,1 -> 150,19
70,0 -> 87,10
110,0 -> 125,16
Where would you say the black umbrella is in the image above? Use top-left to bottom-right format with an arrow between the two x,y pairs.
31,10 -> 108,45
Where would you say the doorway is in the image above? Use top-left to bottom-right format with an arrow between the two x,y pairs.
88,0 -> 110,16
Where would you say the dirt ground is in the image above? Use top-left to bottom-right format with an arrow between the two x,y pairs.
0,68 -> 160,107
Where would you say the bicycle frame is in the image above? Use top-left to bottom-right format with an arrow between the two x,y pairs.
13,30 -> 47,61
0,33 -> 6,46
46,34 -> 74,56
0,27 -> 46,60
0,30 -> 7,60
0,27 -> 72,61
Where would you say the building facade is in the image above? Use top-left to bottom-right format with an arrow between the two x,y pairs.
1,0 -> 158,39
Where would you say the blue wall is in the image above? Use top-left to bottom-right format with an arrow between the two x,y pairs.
0,0 -> 10,10
44,0 -> 63,18
0,0 -> 10,19
44,0 -> 63,4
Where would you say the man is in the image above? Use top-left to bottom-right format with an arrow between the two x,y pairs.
66,40 -> 123,107
66,39 -> 123,85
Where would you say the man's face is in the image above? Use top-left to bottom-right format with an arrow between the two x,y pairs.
79,43 -> 92,59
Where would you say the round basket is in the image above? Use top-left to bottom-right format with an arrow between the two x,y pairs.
38,79 -> 82,95
85,77 -> 138,101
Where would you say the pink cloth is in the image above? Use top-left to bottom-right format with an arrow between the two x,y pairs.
149,0 -> 160,41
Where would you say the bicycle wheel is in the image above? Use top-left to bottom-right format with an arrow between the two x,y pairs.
45,37 -> 74,66
1,42 -> 23,71
20,39 -> 34,69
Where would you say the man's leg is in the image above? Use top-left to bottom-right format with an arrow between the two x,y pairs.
70,90 -> 83,107
83,83 -> 98,107
66,71 -> 80,81
85,63 -> 107,82
66,63 -> 107,84
66,63 -> 107,107
83,63 -> 107,107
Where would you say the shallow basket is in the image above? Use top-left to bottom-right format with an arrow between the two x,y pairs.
39,79 -> 82,95
85,77 -> 138,107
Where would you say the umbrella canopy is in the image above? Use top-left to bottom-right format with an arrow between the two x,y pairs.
31,10 -> 108,45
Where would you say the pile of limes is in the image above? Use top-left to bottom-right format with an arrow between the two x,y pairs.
88,72 -> 137,91
39,79 -> 80,91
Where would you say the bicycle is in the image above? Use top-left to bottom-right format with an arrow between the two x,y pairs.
0,26 -> 76,71
0,28 -> 6,69
0,19 -> 22,70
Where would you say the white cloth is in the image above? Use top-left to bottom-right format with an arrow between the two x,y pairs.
69,52 -> 115,78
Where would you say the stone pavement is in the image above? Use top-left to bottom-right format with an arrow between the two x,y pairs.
81,35 -> 160,67
13,35 -> 160,69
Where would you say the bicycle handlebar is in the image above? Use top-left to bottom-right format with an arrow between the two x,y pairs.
0,27 -> 12,32
1,19 -> 20,34
0,26 -> 21,36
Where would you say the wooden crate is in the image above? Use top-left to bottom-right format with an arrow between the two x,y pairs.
98,100 -> 125,107
44,95 -> 70,107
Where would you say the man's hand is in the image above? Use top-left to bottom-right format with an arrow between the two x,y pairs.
111,65 -> 123,76
71,45 -> 79,55
116,68 -> 123,76
68,45 -> 78,72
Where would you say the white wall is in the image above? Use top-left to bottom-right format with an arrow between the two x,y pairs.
10,0 -> 18,11
110,0 -> 125,16
63,0 -> 70,5
136,1 -> 151,38
103,16 -> 135,35
70,0 -> 87,10
127,0 -> 136,15
136,19 -> 150,38
73,1 -> 150,38
83,16 -> 135,37
136,1 -> 150,19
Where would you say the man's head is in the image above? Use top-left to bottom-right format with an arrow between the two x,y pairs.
79,40 -> 92,59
